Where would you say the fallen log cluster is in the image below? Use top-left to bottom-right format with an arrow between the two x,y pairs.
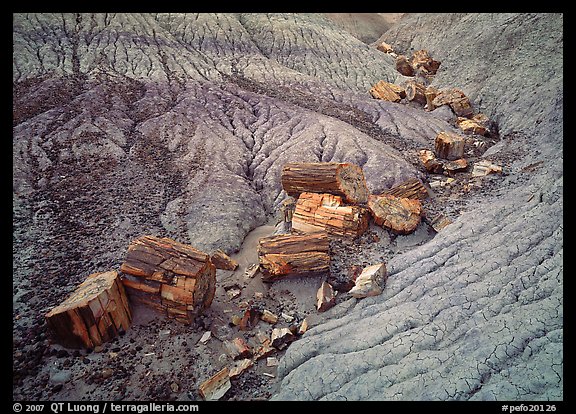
371,45 -> 493,136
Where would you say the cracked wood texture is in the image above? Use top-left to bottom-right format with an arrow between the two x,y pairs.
281,162 -> 369,204
120,235 -> 216,323
292,192 -> 369,238
258,232 -> 330,281
13,12 -> 562,401
45,270 -> 131,349
273,13 -> 563,400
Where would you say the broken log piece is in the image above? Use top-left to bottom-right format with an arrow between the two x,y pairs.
472,160 -> 503,177
434,131 -> 465,160
368,194 -> 423,235
457,117 -> 489,135
120,235 -> 216,324
424,86 -> 440,110
405,81 -> 427,105
258,231 -> 330,281
316,281 -> 336,312
271,328 -> 295,350
431,89 -> 473,117
210,249 -> 238,271
349,263 -> 387,298
395,55 -> 414,76
418,149 -> 444,174
229,358 -> 254,379
444,158 -> 468,173
199,368 -> 231,401
281,162 -> 369,204
369,80 -> 403,102
382,178 -> 429,200
45,270 -> 132,349
224,337 -> 253,360
411,49 -> 441,75
292,192 -> 369,238
376,41 -> 394,53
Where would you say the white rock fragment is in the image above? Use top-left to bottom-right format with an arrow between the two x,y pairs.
349,263 -> 387,298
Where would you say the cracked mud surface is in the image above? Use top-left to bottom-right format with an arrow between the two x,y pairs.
13,13 -> 562,401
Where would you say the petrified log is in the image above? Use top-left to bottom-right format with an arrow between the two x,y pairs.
281,162 -> 369,204
376,41 -> 394,53
411,49 -> 441,75
120,235 -> 216,324
258,231 -> 330,281
382,177 -> 429,200
368,194 -> 423,235
199,368 -> 231,401
418,149 -> 444,173
292,192 -> 369,238
45,270 -> 132,349
432,88 -> 473,117
369,80 -> 404,102
434,131 -> 465,161
210,249 -> 239,271
405,81 -> 427,105
424,86 -> 440,110
457,116 -> 489,135
395,55 -> 414,76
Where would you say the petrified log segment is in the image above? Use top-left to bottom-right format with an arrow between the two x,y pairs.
292,192 -> 369,238
411,49 -> 441,75
369,80 -> 404,102
434,131 -> 465,160
418,149 -> 444,173
45,270 -> 131,349
376,41 -> 394,53
381,178 -> 429,200
258,232 -> 330,281
210,249 -> 239,271
457,116 -> 489,135
120,235 -> 216,324
281,162 -> 369,204
424,86 -> 440,110
432,88 -> 473,117
368,194 -> 423,235
395,55 -> 414,76
405,81 -> 427,105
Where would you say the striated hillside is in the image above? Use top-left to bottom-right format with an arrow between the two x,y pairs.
13,13 -> 562,401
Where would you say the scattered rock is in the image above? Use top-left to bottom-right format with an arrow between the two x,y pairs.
376,41 -> 394,53
243,264 -> 260,280
444,158 -> 468,173
429,214 -> 453,232
224,337 -> 252,360
298,318 -> 309,335
229,358 -> 254,379
419,149 -> 444,173
260,310 -> 279,325
266,357 -> 279,367
211,249 -> 239,271
472,160 -> 503,177
101,368 -> 114,379
316,281 -> 336,312
199,331 -> 211,344
198,368 -> 231,401
349,263 -> 387,299
271,328 -> 295,350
